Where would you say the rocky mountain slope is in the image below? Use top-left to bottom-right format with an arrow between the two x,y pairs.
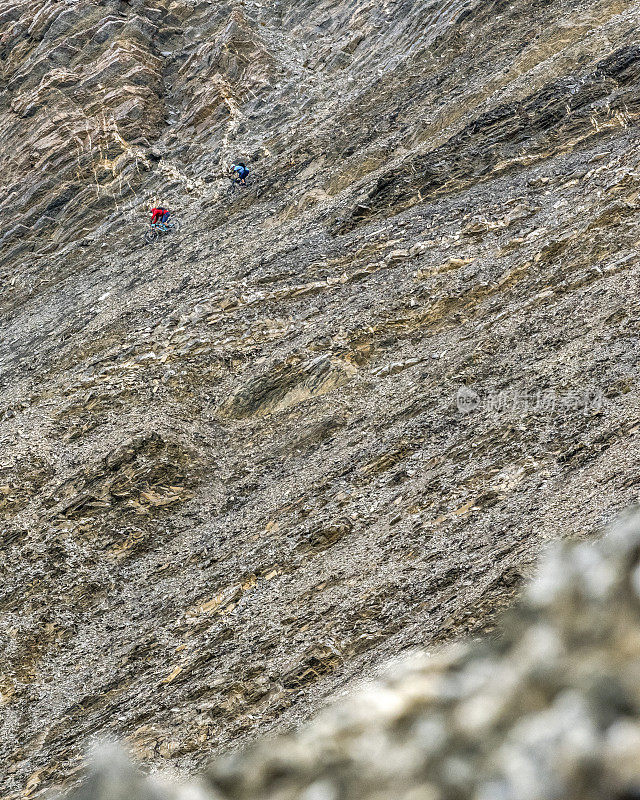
1,0 -> 640,797
65,511 -> 640,800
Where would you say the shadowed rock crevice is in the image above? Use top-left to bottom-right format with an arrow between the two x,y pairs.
335,43 -> 640,233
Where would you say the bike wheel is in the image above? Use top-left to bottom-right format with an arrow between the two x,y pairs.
169,219 -> 181,233
144,228 -> 158,245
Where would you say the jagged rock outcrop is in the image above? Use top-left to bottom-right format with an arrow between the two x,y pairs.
64,512 -> 640,800
2,0 -> 640,797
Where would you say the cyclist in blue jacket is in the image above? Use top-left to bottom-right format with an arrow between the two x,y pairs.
231,162 -> 249,185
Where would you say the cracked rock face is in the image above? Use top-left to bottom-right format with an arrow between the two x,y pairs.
2,0 -> 640,797
64,512 -> 640,800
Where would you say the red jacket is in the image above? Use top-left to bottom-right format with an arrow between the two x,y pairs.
151,207 -> 168,223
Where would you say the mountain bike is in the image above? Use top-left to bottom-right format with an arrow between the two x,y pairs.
226,175 -> 250,197
144,219 -> 181,245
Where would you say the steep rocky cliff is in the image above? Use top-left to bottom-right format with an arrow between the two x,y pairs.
1,0 -> 640,797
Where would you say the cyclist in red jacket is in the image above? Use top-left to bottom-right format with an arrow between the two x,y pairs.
150,206 -> 170,227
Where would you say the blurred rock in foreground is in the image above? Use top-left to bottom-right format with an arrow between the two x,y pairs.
66,510 -> 640,800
